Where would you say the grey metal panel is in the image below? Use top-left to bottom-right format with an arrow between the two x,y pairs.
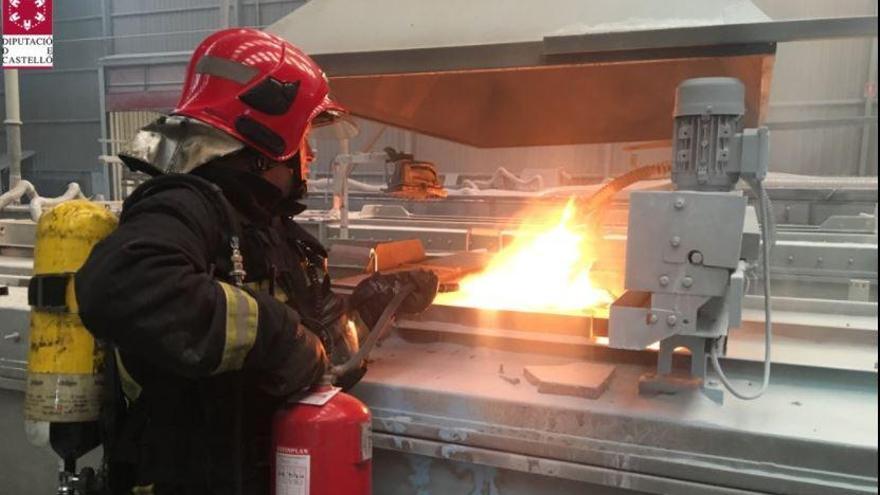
238,4 -> 258,27
26,170 -> 99,197
769,127 -> 864,176
772,40 -> 873,103
625,191 -> 746,293
371,449 -> 646,495
765,33 -> 875,176
371,441 -> 749,495
352,335 -> 878,495
753,0 -> 878,177
112,31 -> 207,55
544,16 -> 877,55
52,40 -> 106,69
253,1 -> 306,26
21,121 -> 102,167
869,121 -> 879,176
267,0 -> 770,56
19,72 -> 100,120
238,1 -> 306,27
110,11 -> 220,38
19,121 -> 102,189
106,65 -> 151,88
146,63 -> 187,87
54,0 -> 102,18
111,12 -> 219,54
112,0 -> 219,14
52,0 -> 105,67
55,17 -> 105,40
266,1 -> 775,83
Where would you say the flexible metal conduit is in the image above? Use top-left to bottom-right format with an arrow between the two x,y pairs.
580,161 -> 672,214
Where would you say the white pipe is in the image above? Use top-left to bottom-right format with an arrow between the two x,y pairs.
0,180 -> 86,221
29,183 -> 85,222
4,69 -> 24,190
0,179 -> 36,211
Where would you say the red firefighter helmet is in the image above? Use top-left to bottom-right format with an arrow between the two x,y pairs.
174,28 -> 343,162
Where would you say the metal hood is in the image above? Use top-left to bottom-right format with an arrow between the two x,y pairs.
268,0 -> 780,147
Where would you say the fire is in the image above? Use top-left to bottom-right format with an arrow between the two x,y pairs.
435,198 -> 612,315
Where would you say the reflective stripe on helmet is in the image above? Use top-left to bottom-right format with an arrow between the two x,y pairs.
214,282 -> 259,374
195,54 -> 259,85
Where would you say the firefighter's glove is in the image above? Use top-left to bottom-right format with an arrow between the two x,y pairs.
349,269 -> 439,331
325,314 -> 368,392
317,315 -> 366,391
300,293 -> 367,391
302,295 -> 357,364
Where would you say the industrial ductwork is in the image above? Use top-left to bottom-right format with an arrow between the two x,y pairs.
267,0 -> 778,147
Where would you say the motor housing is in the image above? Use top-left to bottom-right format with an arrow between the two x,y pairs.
672,77 -> 746,192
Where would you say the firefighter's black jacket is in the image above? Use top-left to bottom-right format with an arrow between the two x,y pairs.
75,164 -> 340,494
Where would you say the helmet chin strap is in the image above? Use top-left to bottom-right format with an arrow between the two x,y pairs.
211,147 -> 309,200
289,175 -> 308,201
284,153 -> 308,200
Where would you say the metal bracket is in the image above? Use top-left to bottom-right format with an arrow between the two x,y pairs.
735,126 -> 769,181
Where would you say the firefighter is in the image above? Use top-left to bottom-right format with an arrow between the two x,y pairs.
74,28 -> 438,494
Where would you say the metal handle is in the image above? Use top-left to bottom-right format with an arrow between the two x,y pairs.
3,332 -> 20,342
329,284 -> 415,380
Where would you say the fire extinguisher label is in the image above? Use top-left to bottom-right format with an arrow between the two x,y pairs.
276,449 -> 310,495
295,386 -> 341,406
360,422 -> 373,462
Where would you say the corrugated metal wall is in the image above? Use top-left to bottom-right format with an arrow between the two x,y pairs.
2,0 -> 877,199
107,0 -> 307,54
755,0 -> 878,176
1,0 -> 107,196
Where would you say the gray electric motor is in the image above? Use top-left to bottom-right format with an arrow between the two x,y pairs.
610,76 -> 770,402
672,77 -> 746,192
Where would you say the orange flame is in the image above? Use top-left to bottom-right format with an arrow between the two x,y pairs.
435,198 -> 612,315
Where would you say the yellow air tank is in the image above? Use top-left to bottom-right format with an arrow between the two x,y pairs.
25,200 -> 117,425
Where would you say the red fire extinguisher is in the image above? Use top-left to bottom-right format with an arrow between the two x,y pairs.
271,287 -> 413,495
272,384 -> 372,495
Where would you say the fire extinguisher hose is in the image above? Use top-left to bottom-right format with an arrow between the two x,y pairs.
329,284 -> 415,380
